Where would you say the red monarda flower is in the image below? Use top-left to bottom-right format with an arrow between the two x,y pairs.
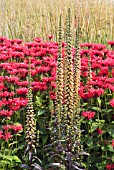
34,37 -> 42,43
82,111 -> 95,120
51,82 -> 56,89
48,35 -> 54,40
110,99 -> 114,107
104,140 -> 108,145
16,87 -> 28,95
2,124 -> 23,133
11,124 -> 23,132
111,139 -> 114,148
108,41 -> 114,46
0,101 -> 2,108
3,131 -> 12,141
0,110 -> 13,117
96,128 -> 103,135
0,130 -> 4,139
106,164 -> 114,170
2,125 -> 12,131
80,43 -> 93,49
50,91 -> 56,100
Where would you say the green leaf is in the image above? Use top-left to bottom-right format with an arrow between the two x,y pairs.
96,162 -> 106,170
106,109 -> 113,113
91,107 -> 101,111
0,160 -> 10,166
108,129 -> 114,137
82,103 -> 88,106
108,145 -> 114,152
37,119 -> 44,129
101,146 -> 108,151
112,154 -> 114,162
37,110 -> 45,116
35,96 -> 42,106
3,155 -> 21,163
11,156 -> 22,163
42,134 -> 48,145
96,119 -> 105,123
86,139 -> 93,148
97,97 -> 101,107
3,155 -> 12,161
106,102 -> 110,105
90,122 -> 99,132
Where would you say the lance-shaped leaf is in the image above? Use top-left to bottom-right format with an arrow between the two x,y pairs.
46,163 -> 61,168
24,144 -> 30,156
72,164 -> 85,170
31,163 -> 43,170
21,164 -> 30,169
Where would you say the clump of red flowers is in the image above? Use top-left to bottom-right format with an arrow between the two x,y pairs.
48,34 -> 54,40
106,164 -> 114,170
111,139 -> 114,149
110,99 -> 114,107
96,128 -> 103,135
82,111 -> 95,120
108,40 -> 114,47
0,124 -> 23,141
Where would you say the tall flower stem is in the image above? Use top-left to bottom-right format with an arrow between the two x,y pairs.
24,57 -> 36,166
55,14 -> 64,139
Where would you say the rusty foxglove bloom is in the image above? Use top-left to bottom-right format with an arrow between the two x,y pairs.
64,8 -> 74,127
74,19 -> 81,111
73,18 -> 84,164
55,14 -> 64,138
25,58 -> 36,148
63,10 -> 75,159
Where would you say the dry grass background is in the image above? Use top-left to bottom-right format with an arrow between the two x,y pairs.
0,0 -> 114,44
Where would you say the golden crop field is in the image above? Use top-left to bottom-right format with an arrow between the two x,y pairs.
0,0 -> 114,44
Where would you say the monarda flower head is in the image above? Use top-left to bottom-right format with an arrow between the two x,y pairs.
111,139 -> 114,148
3,131 -> 12,141
82,111 -> 95,120
0,130 -> 4,139
96,128 -> 103,135
80,43 -> 93,49
110,99 -> 114,107
48,35 -> 54,40
106,164 -> 114,170
108,41 -> 114,46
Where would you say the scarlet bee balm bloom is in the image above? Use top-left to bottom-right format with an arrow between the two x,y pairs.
3,132 -> 12,141
96,128 -> 103,135
48,35 -> 54,40
108,41 -> 114,46
11,124 -> 23,132
111,139 -> 114,148
106,164 -> 114,170
82,111 -> 95,120
110,99 -> 114,107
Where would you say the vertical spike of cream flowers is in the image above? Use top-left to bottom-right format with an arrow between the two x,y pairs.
25,58 -> 36,148
55,14 -> 64,138
63,9 -> 75,152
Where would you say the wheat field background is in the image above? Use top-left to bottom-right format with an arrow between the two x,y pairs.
0,0 -> 114,44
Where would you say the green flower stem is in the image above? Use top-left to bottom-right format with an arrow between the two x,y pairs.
106,93 -> 111,124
